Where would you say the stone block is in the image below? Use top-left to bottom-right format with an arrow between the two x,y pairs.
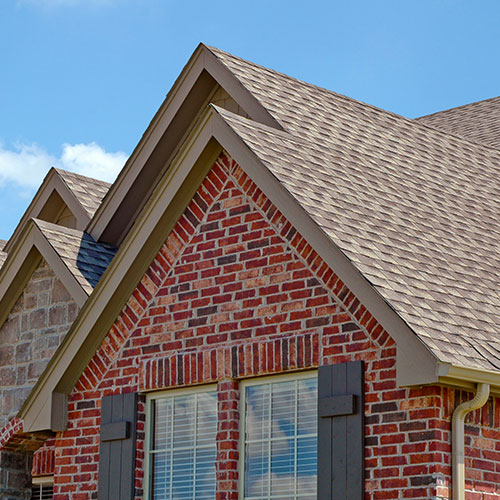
49,304 -> 66,326
0,318 -> 19,344
29,309 -> 47,330
51,279 -> 71,302
0,346 -> 14,366
28,360 -> 49,382
23,294 -> 37,310
0,367 -> 16,386
37,291 -> 50,308
15,343 -> 31,364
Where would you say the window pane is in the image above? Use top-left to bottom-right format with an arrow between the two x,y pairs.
149,390 -> 217,500
243,376 -> 317,500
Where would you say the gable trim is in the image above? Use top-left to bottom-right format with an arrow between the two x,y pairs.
87,43 -> 282,247
4,169 -> 90,254
0,219 -> 88,337
19,105 -> 448,434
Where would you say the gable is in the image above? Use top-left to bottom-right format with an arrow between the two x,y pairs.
4,168 -> 110,254
87,44 -> 281,247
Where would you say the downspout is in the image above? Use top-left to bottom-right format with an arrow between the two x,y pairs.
451,383 -> 490,500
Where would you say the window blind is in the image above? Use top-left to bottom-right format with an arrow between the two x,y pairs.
149,390 -> 218,499
243,376 -> 317,500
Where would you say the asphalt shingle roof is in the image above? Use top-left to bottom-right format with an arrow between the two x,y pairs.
0,240 -> 7,268
34,219 -> 117,294
416,96 -> 500,150
55,169 -> 111,218
207,46 -> 500,372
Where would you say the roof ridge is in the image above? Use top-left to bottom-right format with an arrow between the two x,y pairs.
54,168 -> 112,187
416,95 -> 500,121
206,45 -> 500,156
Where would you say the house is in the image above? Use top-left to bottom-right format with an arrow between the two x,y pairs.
0,43 -> 500,500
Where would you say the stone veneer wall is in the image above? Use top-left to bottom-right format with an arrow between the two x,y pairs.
0,260 -> 78,428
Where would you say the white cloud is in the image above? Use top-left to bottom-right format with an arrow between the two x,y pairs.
0,141 -> 127,193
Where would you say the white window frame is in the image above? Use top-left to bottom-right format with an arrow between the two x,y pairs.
144,384 -> 218,500
238,371 -> 318,499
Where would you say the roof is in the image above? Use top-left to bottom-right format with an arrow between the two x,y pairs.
416,96 -> 500,149
55,169 -> 111,218
34,219 -> 117,294
0,240 -> 7,268
18,44 -> 500,433
204,45 -> 500,372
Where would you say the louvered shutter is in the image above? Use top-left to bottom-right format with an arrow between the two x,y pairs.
317,361 -> 364,499
98,392 -> 138,500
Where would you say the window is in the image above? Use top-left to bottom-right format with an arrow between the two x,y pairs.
240,373 -> 318,499
145,386 -> 218,500
31,477 -> 54,500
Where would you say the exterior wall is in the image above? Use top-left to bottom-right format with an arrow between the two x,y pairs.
0,450 -> 32,500
0,260 -> 78,428
52,153 -> 500,500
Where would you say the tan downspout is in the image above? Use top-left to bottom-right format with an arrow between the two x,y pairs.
452,383 -> 490,500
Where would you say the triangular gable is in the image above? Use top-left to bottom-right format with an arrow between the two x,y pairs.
4,168 -> 110,254
87,43 -> 282,247
20,105 -> 445,434
0,219 -> 116,336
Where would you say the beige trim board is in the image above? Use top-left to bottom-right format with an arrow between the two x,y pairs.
4,168 -> 90,254
0,219 -> 88,335
87,43 -> 282,247
20,106 -> 461,434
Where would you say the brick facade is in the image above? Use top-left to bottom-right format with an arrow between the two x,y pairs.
48,153 -> 500,499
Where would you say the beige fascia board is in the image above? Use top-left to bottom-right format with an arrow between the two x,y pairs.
19,108 -> 222,432
4,170 -> 90,253
86,45 -> 208,241
438,363 -> 500,396
87,43 -> 281,244
202,45 -> 282,130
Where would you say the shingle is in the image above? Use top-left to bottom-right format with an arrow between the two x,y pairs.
55,169 -> 111,218
416,97 -> 500,150
34,219 -> 117,294
206,51 -> 500,373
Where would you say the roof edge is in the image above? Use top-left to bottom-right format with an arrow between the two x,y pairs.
4,168 -> 91,254
87,43 -> 282,246
20,105 -> 448,432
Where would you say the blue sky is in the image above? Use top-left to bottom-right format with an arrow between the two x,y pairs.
0,0 -> 498,239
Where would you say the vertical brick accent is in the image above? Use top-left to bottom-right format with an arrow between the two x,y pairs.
52,152 -> 500,500
32,439 -> 55,477
216,380 -> 239,499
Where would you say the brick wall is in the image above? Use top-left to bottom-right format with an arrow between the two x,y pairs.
0,260 -> 78,428
52,153 -> 500,499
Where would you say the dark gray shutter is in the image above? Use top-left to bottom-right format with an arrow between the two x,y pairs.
318,361 -> 364,499
98,392 -> 138,500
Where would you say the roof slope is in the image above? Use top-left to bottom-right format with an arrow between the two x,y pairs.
0,240 -> 7,268
55,169 -> 111,218
416,96 -> 500,150
34,220 -> 117,294
206,49 -> 500,373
